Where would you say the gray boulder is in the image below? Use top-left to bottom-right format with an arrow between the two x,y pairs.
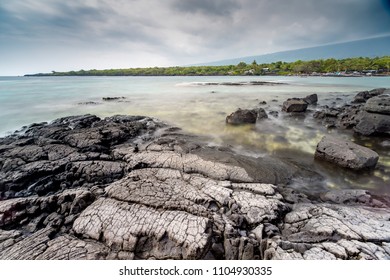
353,88 -> 386,103
303,94 -> 318,105
314,135 -> 379,170
255,108 -> 268,120
226,108 -> 268,125
226,109 -> 256,124
282,98 -> 308,112
354,111 -> 390,136
364,94 -> 390,115
353,91 -> 370,103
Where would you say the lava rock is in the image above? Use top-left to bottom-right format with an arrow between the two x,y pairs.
354,111 -> 390,136
303,94 -> 318,105
353,88 -> 386,103
364,94 -> 390,115
282,98 -> 308,112
314,135 -> 379,170
226,108 -> 268,125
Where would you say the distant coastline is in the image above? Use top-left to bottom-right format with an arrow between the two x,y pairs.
24,56 -> 390,77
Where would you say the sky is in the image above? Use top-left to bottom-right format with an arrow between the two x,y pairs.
1,0 -> 390,76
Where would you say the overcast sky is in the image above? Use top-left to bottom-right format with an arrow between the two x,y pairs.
1,0 -> 390,75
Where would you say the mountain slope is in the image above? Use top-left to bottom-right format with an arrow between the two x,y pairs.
200,35 -> 390,66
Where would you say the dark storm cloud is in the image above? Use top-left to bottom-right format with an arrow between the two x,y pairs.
43,3 -> 108,30
0,0 -> 389,75
172,0 -> 240,16
0,2 -> 104,39
2,0 -> 389,49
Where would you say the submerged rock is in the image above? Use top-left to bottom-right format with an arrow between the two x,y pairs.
314,135 -> 379,170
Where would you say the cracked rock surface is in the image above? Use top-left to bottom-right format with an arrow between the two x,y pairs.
1,114 -> 389,259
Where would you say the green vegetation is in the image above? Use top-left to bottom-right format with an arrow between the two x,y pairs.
27,56 -> 390,76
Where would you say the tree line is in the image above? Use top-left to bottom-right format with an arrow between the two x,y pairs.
26,56 -> 390,76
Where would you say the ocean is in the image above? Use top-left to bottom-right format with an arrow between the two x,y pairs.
1,75 -> 389,194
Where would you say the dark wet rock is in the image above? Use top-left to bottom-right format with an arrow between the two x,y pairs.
303,94 -> 318,105
78,101 -> 101,105
0,115 -> 161,199
226,109 -> 257,124
354,111 -> 390,136
226,108 -> 267,125
353,88 -> 386,103
336,105 -> 363,129
314,135 -> 379,170
259,101 -> 267,105
282,98 -> 308,112
102,97 -> 126,101
364,94 -> 390,115
353,91 -> 370,103
324,108 -> 341,117
194,81 -> 285,86
313,88 -> 390,135
1,114 -> 390,260
313,110 -> 326,119
255,108 -> 268,120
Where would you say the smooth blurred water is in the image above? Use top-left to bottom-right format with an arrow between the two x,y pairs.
1,75 -> 389,194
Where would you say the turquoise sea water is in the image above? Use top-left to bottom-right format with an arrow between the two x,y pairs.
0,75 -> 389,194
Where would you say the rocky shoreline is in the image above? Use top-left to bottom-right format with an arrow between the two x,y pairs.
1,87 -> 390,260
313,88 -> 390,136
0,101 -> 390,260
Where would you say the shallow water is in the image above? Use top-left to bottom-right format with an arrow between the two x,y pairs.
0,75 -> 389,195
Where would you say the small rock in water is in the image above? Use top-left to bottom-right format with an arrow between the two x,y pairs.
226,108 -> 268,125
78,101 -> 100,105
282,98 -> 308,112
226,109 -> 257,124
102,97 -> 126,101
255,108 -> 268,120
303,94 -> 318,105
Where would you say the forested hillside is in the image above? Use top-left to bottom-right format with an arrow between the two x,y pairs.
26,56 -> 390,76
